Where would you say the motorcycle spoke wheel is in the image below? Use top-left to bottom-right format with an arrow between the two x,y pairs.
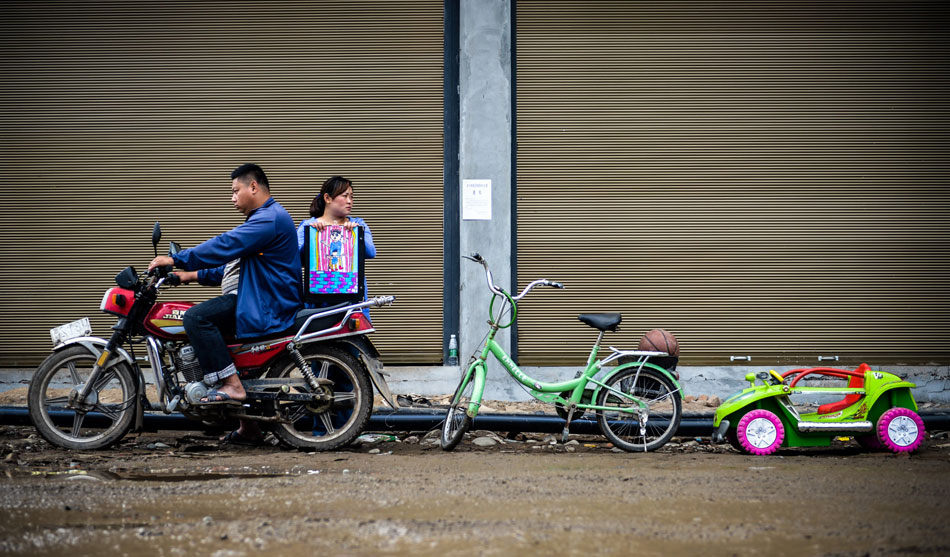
596,368 -> 682,452
440,369 -> 475,451
27,346 -> 137,450
267,345 -> 371,451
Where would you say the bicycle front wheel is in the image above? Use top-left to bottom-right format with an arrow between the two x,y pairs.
596,367 -> 682,452
440,367 -> 477,451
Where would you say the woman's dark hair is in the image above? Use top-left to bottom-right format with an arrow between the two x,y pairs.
309,176 -> 352,218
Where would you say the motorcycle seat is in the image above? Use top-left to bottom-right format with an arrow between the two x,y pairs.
233,303 -> 354,343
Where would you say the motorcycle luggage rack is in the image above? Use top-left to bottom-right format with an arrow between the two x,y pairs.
292,296 -> 393,345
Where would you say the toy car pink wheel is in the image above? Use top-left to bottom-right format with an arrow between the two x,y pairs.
876,408 -> 925,453
737,409 -> 785,455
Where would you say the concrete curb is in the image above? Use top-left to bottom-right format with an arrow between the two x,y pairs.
4,364 -> 949,403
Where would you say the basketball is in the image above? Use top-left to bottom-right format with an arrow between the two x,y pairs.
639,329 -> 679,357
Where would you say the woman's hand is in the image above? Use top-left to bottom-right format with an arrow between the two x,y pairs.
310,219 -> 356,231
174,271 -> 199,284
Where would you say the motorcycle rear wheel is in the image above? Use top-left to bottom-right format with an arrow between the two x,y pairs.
28,346 -> 137,450
267,345 -> 372,451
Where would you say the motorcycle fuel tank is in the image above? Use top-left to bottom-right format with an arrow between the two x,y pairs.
144,301 -> 194,340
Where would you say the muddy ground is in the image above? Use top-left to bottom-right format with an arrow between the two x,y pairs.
1,410 -> 949,557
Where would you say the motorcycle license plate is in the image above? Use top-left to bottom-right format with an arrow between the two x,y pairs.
50,318 -> 92,345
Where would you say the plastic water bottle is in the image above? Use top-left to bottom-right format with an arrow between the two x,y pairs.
447,334 -> 459,366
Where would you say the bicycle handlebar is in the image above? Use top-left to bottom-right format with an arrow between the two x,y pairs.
465,252 -> 564,301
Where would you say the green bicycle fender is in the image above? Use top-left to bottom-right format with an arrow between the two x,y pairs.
466,362 -> 487,419
591,361 -> 685,404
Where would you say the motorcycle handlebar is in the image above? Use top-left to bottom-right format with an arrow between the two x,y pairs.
147,265 -> 173,278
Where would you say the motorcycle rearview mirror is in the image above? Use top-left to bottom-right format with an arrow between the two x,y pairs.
151,222 -> 162,257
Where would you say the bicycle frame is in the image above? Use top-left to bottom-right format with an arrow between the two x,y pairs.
443,253 -> 685,452
459,324 -> 679,419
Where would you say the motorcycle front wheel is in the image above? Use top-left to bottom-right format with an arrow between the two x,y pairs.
267,345 -> 372,451
28,346 -> 138,450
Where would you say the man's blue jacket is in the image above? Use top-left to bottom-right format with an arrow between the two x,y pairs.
171,197 -> 302,339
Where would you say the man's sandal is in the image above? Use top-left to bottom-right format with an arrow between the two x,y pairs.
197,389 -> 243,406
220,430 -> 264,446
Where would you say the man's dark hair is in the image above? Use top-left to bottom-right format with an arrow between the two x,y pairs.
231,163 -> 269,190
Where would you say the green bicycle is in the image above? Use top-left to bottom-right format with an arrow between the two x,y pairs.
440,253 -> 684,452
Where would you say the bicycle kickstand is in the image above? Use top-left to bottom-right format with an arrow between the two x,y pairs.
561,404 -> 577,444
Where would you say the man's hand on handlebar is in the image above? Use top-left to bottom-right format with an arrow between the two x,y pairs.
148,255 -> 174,276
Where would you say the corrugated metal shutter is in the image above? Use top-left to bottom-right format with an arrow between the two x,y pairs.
516,1 -> 950,365
0,1 -> 444,366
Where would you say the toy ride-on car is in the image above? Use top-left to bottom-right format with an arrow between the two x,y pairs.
711,363 -> 925,455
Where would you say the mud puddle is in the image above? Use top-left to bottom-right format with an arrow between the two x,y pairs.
1,425 -> 950,555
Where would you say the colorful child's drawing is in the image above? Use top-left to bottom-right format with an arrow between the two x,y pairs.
307,225 -> 360,295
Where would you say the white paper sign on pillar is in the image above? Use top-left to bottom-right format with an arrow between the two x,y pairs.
462,179 -> 491,220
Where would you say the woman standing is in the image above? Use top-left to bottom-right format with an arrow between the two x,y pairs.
297,176 -> 376,318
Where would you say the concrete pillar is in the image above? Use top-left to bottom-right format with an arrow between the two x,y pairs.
458,0 -> 513,376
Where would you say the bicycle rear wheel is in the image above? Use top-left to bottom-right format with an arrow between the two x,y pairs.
596,367 -> 682,452
440,368 -> 476,451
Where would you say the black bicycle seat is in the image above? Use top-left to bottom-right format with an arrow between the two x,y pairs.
578,313 -> 622,332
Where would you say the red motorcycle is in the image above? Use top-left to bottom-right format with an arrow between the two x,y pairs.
28,223 -> 396,450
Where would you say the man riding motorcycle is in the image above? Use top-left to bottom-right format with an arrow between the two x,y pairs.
147,163 -> 301,424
